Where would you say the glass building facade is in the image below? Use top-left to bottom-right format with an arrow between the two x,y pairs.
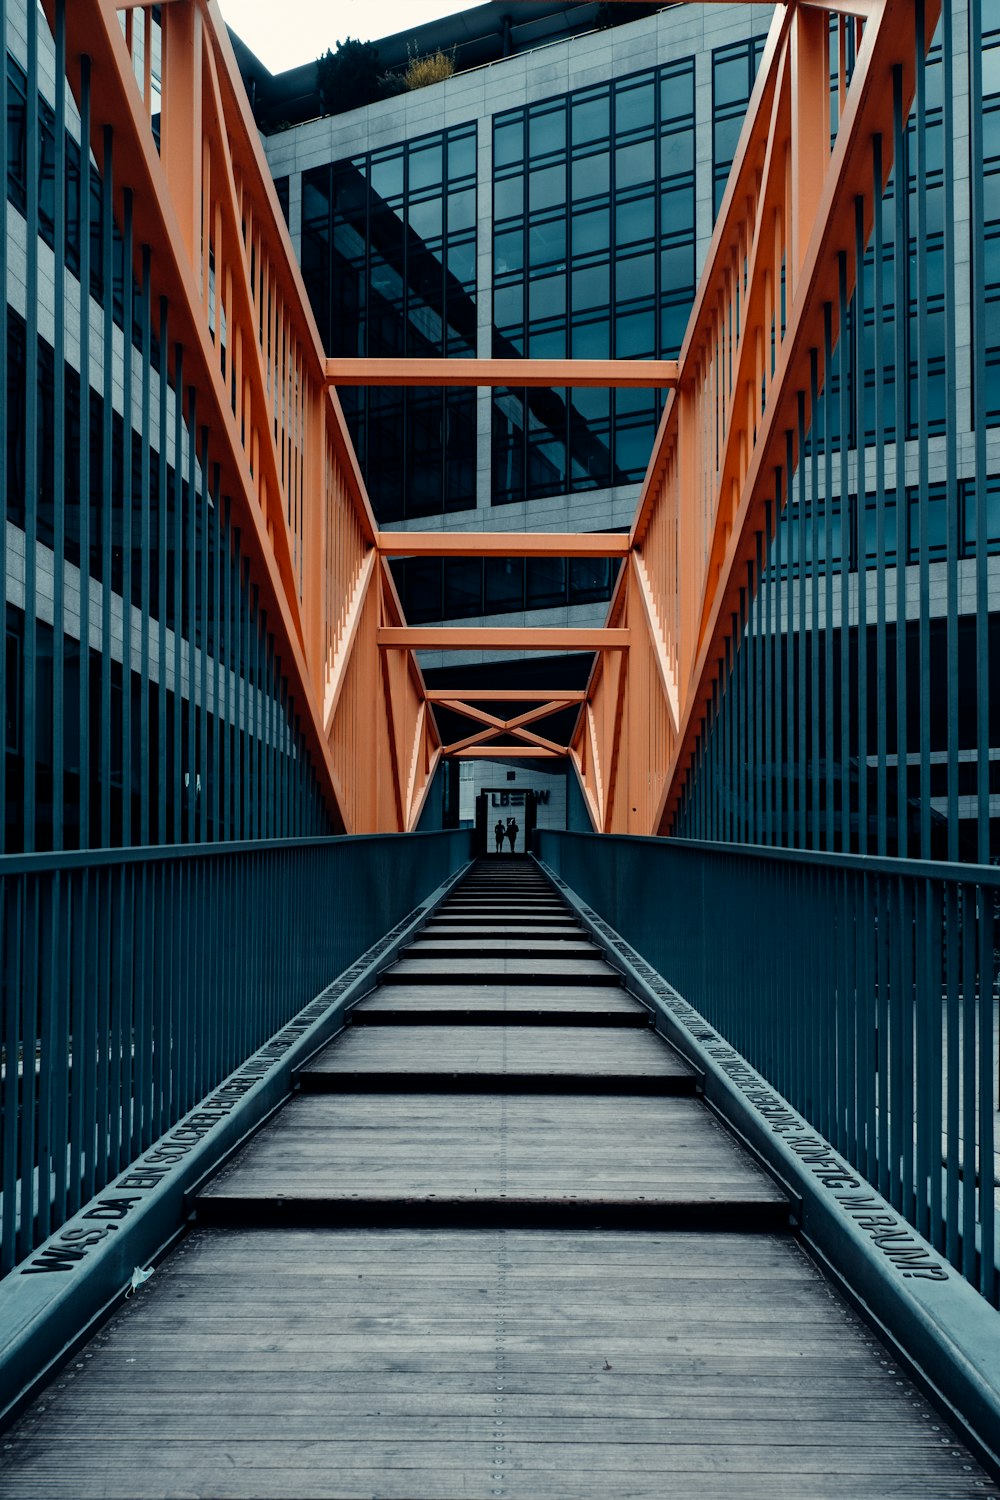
301,125 -> 478,520
2,4 -> 332,852
490,58 -> 696,503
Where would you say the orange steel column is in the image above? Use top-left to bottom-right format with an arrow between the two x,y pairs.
158,2 -> 202,266
789,6 -> 831,292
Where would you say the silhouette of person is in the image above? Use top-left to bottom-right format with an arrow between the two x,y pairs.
494,818 -> 505,854
506,816 -> 519,853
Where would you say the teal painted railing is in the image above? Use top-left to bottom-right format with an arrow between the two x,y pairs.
536,830 -> 999,1306
0,830 -> 472,1277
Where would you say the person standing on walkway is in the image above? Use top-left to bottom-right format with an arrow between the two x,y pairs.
494,818 -> 505,854
506,816 -> 519,853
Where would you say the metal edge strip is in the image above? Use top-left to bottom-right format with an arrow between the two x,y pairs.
0,857 -> 473,1428
536,856 -> 1000,1481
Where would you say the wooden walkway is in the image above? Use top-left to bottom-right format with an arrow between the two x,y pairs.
1,859 -> 997,1498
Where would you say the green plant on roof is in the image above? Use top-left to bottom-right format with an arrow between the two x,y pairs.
404,45 -> 456,91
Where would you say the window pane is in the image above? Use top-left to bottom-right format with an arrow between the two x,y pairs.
526,556 -> 567,608
617,252 -> 654,302
448,187 -> 476,233
572,150 -> 609,199
370,151 -> 403,201
661,242 -> 694,292
529,274 -> 566,320
530,106 -> 565,157
616,194 -> 654,246
409,141 -> 443,190
714,52 -> 749,108
616,78 -> 654,133
572,91 -> 609,146
494,174 -> 523,219
529,216 -> 566,266
572,317 -> 610,358
493,282 -> 523,328
448,131 -> 476,179
572,262 -> 610,311
485,557 -> 524,612
616,138 -> 655,189
494,117 -> 523,168
494,227 -> 524,276
573,205 -> 610,256
444,557 -> 483,617
660,67 -> 694,122
529,163 -> 566,212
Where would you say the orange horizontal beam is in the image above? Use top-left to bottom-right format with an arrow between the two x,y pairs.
377,628 -> 629,651
449,746 -> 564,759
326,358 -> 678,389
378,531 -> 630,559
425,690 -> 587,703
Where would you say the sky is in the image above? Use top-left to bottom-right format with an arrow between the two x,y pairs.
219,0 -> 490,73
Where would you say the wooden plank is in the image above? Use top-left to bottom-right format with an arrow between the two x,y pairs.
4,1229 -> 995,1499
301,1026 -> 688,1079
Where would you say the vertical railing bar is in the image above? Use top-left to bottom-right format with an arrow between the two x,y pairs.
17,882 -> 37,1261
876,872 -> 890,1200
889,872 -> 905,1211
35,878 -> 54,1244
52,873 -> 71,1228
2,879 -> 21,1272
977,896 -> 996,1303
95,868 -> 111,1195
945,880 -> 960,1266
928,881 -> 943,1248
915,877 -> 932,1237
961,880 -> 977,1283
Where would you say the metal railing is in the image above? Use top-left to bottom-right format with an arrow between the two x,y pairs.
0,828 -> 471,1277
536,829 -> 999,1306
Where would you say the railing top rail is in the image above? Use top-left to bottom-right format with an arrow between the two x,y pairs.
540,830 -> 1000,889
0,829 -> 465,877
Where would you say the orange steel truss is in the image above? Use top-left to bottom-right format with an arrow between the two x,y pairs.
52,0 -> 936,833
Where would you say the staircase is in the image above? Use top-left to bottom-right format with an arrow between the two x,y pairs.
1,858 -> 996,1498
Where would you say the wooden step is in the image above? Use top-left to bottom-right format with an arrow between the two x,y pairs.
198,1094 -> 787,1229
349,984 -> 650,1026
384,956 -> 621,985
297,1024 -> 692,1093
